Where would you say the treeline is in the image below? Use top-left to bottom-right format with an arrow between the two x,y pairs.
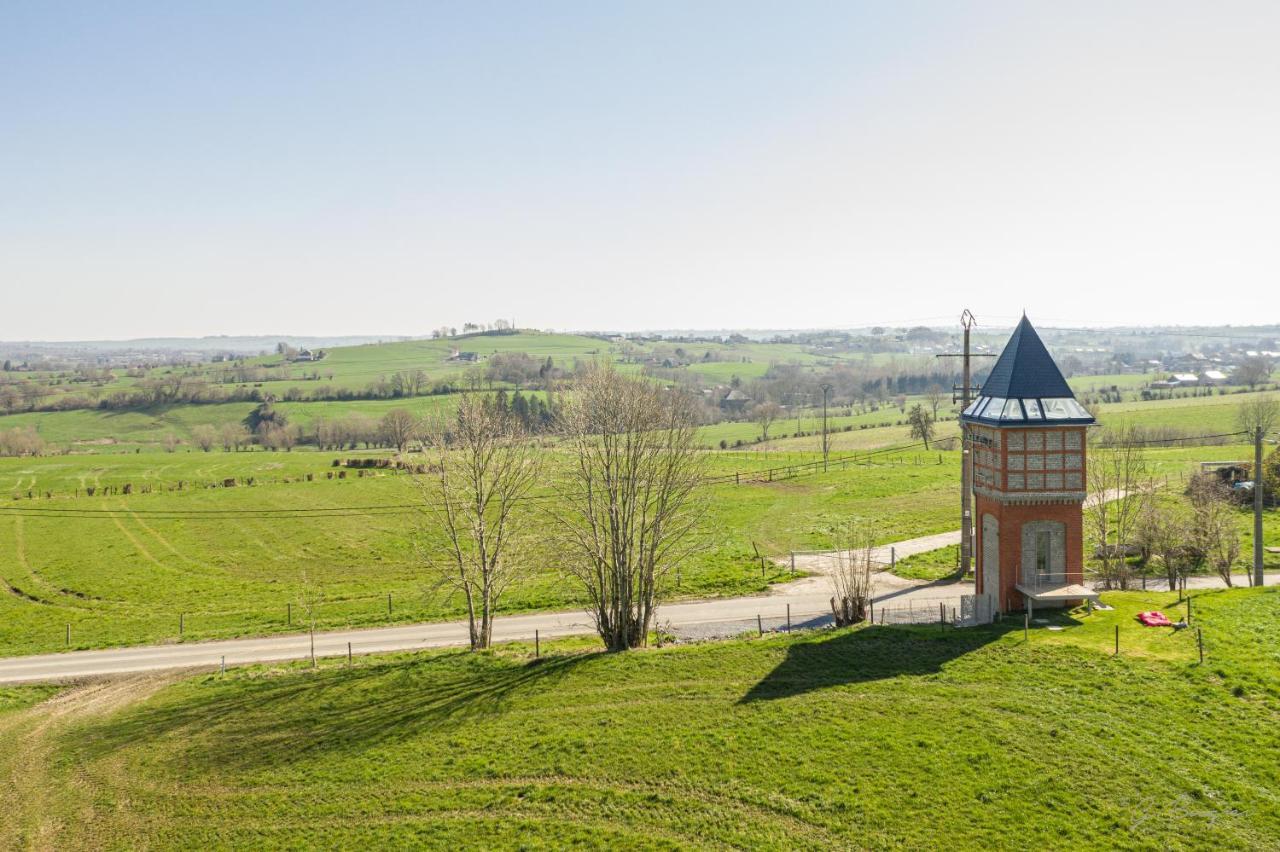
0,353 -> 583,416
218,390 -> 558,455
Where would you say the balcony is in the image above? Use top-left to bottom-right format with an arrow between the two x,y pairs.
1016,569 -> 1098,606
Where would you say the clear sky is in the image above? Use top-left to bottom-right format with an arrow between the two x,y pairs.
3,1 -> 1278,340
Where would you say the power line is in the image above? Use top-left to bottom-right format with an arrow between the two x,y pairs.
1093,429 -> 1251,447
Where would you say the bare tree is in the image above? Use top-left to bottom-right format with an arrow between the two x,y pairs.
830,519 -> 877,626
1134,499 -> 1193,590
380,409 -> 419,454
1234,357 -> 1273,390
1086,426 -> 1150,589
1237,393 -> 1280,438
926,384 -> 946,421
219,422 -> 248,452
556,364 -> 706,651
297,568 -> 324,667
907,404 -> 935,449
413,394 -> 540,650
751,401 -> 783,442
1189,476 -> 1242,586
191,424 -> 217,452
161,432 -> 180,453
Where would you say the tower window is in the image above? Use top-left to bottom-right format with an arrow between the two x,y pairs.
1036,531 -> 1051,574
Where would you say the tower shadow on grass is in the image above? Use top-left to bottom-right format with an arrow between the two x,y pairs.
72,650 -> 594,773
739,623 -> 1009,703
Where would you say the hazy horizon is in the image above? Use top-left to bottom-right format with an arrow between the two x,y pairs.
5,2 -> 1279,339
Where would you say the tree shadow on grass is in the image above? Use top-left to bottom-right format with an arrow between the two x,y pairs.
740,623 -> 1010,703
71,650 -> 594,773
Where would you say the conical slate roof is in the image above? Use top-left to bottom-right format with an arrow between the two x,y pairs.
960,316 -> 1094,426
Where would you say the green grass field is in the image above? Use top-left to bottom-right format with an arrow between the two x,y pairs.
2,587 -> 1276,848
1,432 -> 1271,658
0,449 -> 964,657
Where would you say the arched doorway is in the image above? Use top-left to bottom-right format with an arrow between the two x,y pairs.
982,514 -> 1000,617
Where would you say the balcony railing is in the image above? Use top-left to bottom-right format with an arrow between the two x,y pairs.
1020,570 -> 1073,589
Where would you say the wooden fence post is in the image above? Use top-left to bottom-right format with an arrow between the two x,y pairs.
1197,628 -> 1204,664
1024,612 -> 1029,642
787,604 -> 792,633
387,593 -> 392,617
535,630 -> 540,658
1114,624 -> 1120,656
348,642 -> 352,666
66,623 -> 70,646
757,614 -> 763,636
179,612 -> 184,636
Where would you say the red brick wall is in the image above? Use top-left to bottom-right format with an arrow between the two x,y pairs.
974,495 -> 1085,612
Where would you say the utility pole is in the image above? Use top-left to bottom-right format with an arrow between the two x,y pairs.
1255,424 -> 1265,588
936,310 -> 996,576
821,383 -> 832,472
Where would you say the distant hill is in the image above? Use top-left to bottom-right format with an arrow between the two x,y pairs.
0,335 -> 416,357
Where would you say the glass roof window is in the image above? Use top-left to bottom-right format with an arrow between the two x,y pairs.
965,396 -> 1092,422
1042,398 -> 1091,420
1000,399 -> 1024,420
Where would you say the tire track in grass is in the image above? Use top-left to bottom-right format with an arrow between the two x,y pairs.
0,672 -> 181,846
13,517 -> 98,610
108,513 -> 183,577
125,510 -> 222,579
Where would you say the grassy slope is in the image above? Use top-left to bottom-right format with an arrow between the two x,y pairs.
3,588 -> 1277,848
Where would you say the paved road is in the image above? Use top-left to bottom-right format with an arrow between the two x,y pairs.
0,529 -> 969,684
0,525 -> 1273,684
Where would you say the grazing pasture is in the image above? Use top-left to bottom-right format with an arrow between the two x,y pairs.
0,449 -> 964,656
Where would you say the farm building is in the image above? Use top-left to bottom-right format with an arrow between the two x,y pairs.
961,316 -> 1100,618
719,388 -> 752,412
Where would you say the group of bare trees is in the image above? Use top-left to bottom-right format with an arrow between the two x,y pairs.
0,426 -> 43,457
411,364 -> 705,652
1089,396 -> 1277,589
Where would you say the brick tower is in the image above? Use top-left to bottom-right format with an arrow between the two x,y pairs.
961,316 -> 1097,618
